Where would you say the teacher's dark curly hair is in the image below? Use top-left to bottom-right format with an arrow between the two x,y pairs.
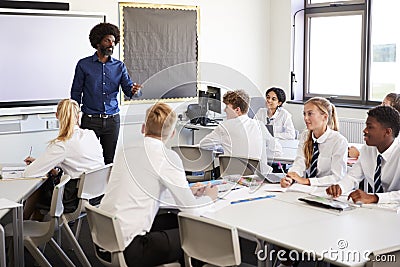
89,22 -> 120,49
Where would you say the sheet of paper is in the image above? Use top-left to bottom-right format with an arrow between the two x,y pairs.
287,183 -> 318,194
1,166 -> 26,179
0,198 -> 22,210
263,184 -> 287,192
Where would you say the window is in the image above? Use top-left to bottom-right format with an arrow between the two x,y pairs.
306,13 -> 363,98
369,0 -> 400,101
298,0 -> 400,105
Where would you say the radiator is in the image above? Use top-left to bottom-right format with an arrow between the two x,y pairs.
338,117 -> 365,144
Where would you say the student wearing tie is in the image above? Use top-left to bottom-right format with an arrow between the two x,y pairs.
327,105 -> 400,204
254,87 -> 296,140
280,97 -> 348,188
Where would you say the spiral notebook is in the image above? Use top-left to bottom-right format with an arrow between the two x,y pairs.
298,195 -> 355,211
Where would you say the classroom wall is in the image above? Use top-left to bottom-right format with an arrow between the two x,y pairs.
0,0 -> 370,163
0,0 -> 274,163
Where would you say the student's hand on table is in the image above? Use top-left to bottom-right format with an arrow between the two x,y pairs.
204,184 -> 218,201
24,156 -> 35,165
348,146 -> 360,159
190,182 -> 206,197
326,184 -> 342,198
347,189 -> 378,204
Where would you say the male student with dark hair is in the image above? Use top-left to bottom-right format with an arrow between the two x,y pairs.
327,105 -> 400,204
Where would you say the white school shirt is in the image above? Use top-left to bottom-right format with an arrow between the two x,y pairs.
289,128 -> 348,186
254,107 -> 296,140
338,141 -> 400,203
100,137 -> 213,248
199,115 -> 280,174
23,126 -> 104,179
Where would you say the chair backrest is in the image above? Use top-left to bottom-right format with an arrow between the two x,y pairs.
50,174 -> 71,218
78,163 -> 113,200
38,175 -> 71,244
218,155 -> 260,177
366,245 -> 400,267
248,96 -> 265,119
85,203 -> 127,267
171,145 -> 214,173
178,212 -> 241,267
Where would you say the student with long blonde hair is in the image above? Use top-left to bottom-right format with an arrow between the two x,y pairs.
280,97 -> 348,188
23,99 -> 104,220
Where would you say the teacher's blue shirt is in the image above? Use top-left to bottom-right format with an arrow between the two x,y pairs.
71,53 -> 141,115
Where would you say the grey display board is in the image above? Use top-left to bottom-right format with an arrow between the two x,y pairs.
120,4 -> 198,101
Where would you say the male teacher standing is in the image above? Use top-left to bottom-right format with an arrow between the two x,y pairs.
71,22 -> 142,164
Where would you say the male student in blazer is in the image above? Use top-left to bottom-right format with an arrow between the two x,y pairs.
327,105 -> 400,204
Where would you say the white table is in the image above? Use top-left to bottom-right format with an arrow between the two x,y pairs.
204,188 -> 400,267
0,178 -> 44,267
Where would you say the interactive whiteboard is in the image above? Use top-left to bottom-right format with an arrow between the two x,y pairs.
0,10 -> 105,110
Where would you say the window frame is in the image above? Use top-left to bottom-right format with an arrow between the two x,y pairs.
299,0 -> 383,106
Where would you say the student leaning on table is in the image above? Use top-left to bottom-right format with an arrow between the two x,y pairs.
254,87 -> 296,140
199,89 -> 281,174
327,105 -> 400,204
22,99 -> 104,220
100,102 -> 218,267
280,97 -> 348,188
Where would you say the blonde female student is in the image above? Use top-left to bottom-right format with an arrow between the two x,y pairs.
280,97 -> 348,188
23,99 -> 104,220
254,87 -> 296,140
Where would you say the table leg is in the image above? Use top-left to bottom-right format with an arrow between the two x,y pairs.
0,225 -> 6,267
12,206 -> 24,267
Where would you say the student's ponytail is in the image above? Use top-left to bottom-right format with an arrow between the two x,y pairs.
303,97 -> 338,168
50,99 -> 79,144
329,104 -> 339,131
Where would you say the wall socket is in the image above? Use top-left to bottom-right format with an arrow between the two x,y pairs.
46,120 -> 59,129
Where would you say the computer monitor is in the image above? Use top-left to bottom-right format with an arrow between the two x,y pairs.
191,90 -> 208,125
207,86 -> 221,114
198,90 -> 208,116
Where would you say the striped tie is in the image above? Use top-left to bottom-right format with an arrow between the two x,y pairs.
368,154 -> 384,193
307,141 -> 319,178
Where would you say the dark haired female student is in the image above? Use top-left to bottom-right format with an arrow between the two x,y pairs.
255,87 -> 296,140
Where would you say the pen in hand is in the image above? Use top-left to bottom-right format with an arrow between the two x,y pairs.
25,146 -> 33,165
277,162 -> 286,176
